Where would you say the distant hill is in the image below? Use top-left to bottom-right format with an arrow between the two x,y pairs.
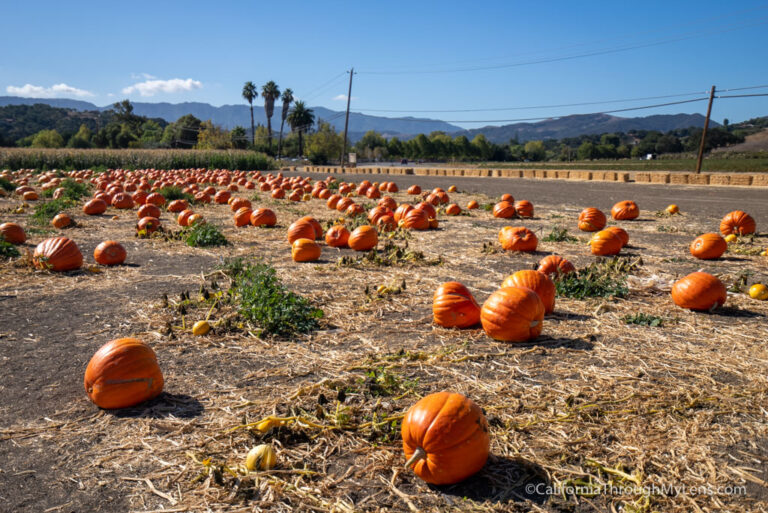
458,113 -> 719,143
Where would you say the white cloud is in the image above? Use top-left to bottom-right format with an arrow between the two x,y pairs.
333,94 -> 358,101
130,72 -> 157,80
6,83 -> 95,98
122,78 -> 202,97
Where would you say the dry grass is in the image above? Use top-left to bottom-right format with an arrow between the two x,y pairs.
1,177 -> 768,512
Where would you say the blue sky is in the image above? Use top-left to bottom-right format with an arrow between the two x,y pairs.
2,0 -> 768,129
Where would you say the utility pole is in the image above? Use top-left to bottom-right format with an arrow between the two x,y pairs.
340,68 -> 354,168
695,85 -> 716,174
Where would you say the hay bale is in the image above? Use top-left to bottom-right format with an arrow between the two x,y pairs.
687,173 -> 709,185
729,174 -> 752,186
751,174 -> 768,186
556,170 -> 570,179
650,172 -> 670,184
634,172 -> 651,183
669,173 -> 689,184
709,174 -> 731,186
616,172 -> 630,182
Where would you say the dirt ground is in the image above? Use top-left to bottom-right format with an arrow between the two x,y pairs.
1,172 -> 767,512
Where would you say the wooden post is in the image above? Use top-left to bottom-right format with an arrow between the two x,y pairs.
695,85 -> 716,174
340,68 -> 354,169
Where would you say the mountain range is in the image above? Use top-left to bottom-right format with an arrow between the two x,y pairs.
0,96 -> 718,143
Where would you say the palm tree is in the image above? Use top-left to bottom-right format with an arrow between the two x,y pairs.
286,101 -> 314,157
261,81 -> 280,151
277,88 -> 293,158
242,81 -> 257,145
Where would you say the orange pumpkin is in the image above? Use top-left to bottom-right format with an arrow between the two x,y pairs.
94,241 -> 127,266
416,202 -> 437,220
51,213 -> 73,229
611,200 -> 639,220
146,192 -> 166,207
177,209 -> 194,227
394,204 -> 413,223
386,182 -> 399,193
578,208 -> 606,232
368,206 -> 393,225
214,190 -> 231,204
432,282 -> 481,328
402,391 -> 490,485
590,230 -> 622,256
515,200 -> 534,218
229,197 -> 251,212
287,220 -> 317,244
137,216 -> 161,234
348,225 -> 378,251
234,207 -> 253,227
537,255 -> 575,277
291,238 -> 321,262
467,200 -> 479,210
378,196 -> 397,211
377,215 -> 396,231
194,192 -> 211,204
0,222 -> 26,244
492,201 -> 516,219
445,203 -> 461,216
502,270 -> 555,314
345,203 -> 366,217
111,193 -> 134,209
167,199 -> 189,213
402,208 -> 430,230
480,286 -> 544,342
326,194 -> 342,209
500,193 -> 514,203
690,233 -> 727,260
250,208 -> 277,227
498,226 -> 538,252
604,226 -> 629,247
137,203 -> 161,219
336,197 -> 355,212
84,338 -> 164,409
83,199 -> 107,215
271,188 -> 286,199
407,185 -> 421,195
719,210 -> 756,236
33,236 -> 83,271
325,225 -> 350,247
671,272 -> 726,311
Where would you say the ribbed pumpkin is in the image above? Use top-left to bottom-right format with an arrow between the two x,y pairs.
537,255 -> 575,277
378,196 -> 397,210
515,200 -> 534,218
287,220 -> 317,244
137,203 -> 162,219
590,230 -> 623,256
670,272 -> 727,311
387,182 -> 399,193
394,204 -> 413,223
445,203 -> 461,216
214,190 -> 231,204
177,209 -> 194,227
326,194 -> 342,209
250,208 -> 277,227
690,233 -> 727,260
84,338 -> 164,409
167,199 -> 189,213
502,270 -> 555,314
146,192 -> 166,206
492,201 -> 516,219
325,225 -> 350,247
0,222 -> 26,244
407,185 -> 421,195
604,226 -> 629,247
83,198 -> 107,215
33,236 -> 83,271
94,241 -> 127,266
348,225 -> 378,251
402,208 -> 430,230
416,202 -> 437,219
51,213 -> 73,229
138,216 -> 160,234
346,203 -> 366,217
577,207 -> 606,232
111,193 -> 134,209
336,197 -> 355,212
402,391 -> 490,485
234,207 -> 253,227
368,206 -> 393,224
229,197 -> 250,212
498,226 -> 538,252
481,286 -> 544,342
611,200 -> 639,220
719,210 -> 756,236
291,238 -> 321,262
271,188 -> 286,199
194,192 -> 211,204
432,282 -> 481,328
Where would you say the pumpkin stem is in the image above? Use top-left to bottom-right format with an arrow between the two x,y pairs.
404,447 -> 427,469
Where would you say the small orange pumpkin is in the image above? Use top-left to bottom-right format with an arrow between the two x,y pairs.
467,200 -> 479,210
432,282 -> 481,328
670,271 -> 726,311
325,225 -> 350,247
291,238 -> 321,262
51,213 -> 73,229
578,208 -> 606,232
407,185 -> 421,195
348,225 -> 378,251
146,192 -> 166,207
481,286 -> 544,342
492,201 -> 516,219
177,209 -> 194,227
234,207 -> 253,227
167,199 -> 189,213
137,216 -> 161,234
690,233 -> 727,260
515,200 -> 534,218
84,338 -> 164,409
611,200 -> 639,220
0,222 -> 26,244
590,230 -> 623,256
402,391 -> 490,485
94,241 -> 127,266
498,226 -> 538,252
445,203 -> 461,216
137,203 -> 161,219
537,255 -> 575,277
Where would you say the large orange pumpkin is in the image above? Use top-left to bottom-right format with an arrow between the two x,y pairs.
670,272 -> 726,311
611,200 -> 639,220
94,241 -> 127,266
604,226 -> 629,247
84,338 -> 164,409
111,193 -> 134,209
492,201 -> 516,219
498,226 -> 538,252
326,194 -> 342,209
348,225 -> 378,251
515,200 -> 534,218
578,208 -> 606,232
250,208 -> 277,227
83,198 -> 107,215
146,192 -> 166,207
690,233 -> 727,260
167,199 -> 189,213
234,207 -> 253,227
719,210 -> 756,236
137,203 -> 162,219
291,238 -> 321,262
537,255 -> 575,277
287,220 -> 317,244
502,270 -> 555,314
33,236 -> 83,271
402,208 -> 430,230
432,282 -> 481,328
138,216 -> 161,234
394,204 -> 413,223
590,230 -> 623,256
481,286 -> 544,342
0,222 -> 26,244
402,391 -> 490,485
325,225 -> 350,247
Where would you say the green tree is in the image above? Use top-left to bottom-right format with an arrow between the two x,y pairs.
67,124 -> 92,148
577,141 -> 596,160
242,81 -> 257,145
286,101 -> 314,156
261,81 -> 280,152
471,134 -> 493,160
654,134 -> 682,154
524,140 -> 546,161
387,137 -> 404,158
277,88 -> 293,157
196,120 -> 231,149
138,120 -> 164,147
162,114 -> 202,148
306,121 -> 344,164
31,129 -> 64,148
231,126 -> 247,149
600,133 -> 621,147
